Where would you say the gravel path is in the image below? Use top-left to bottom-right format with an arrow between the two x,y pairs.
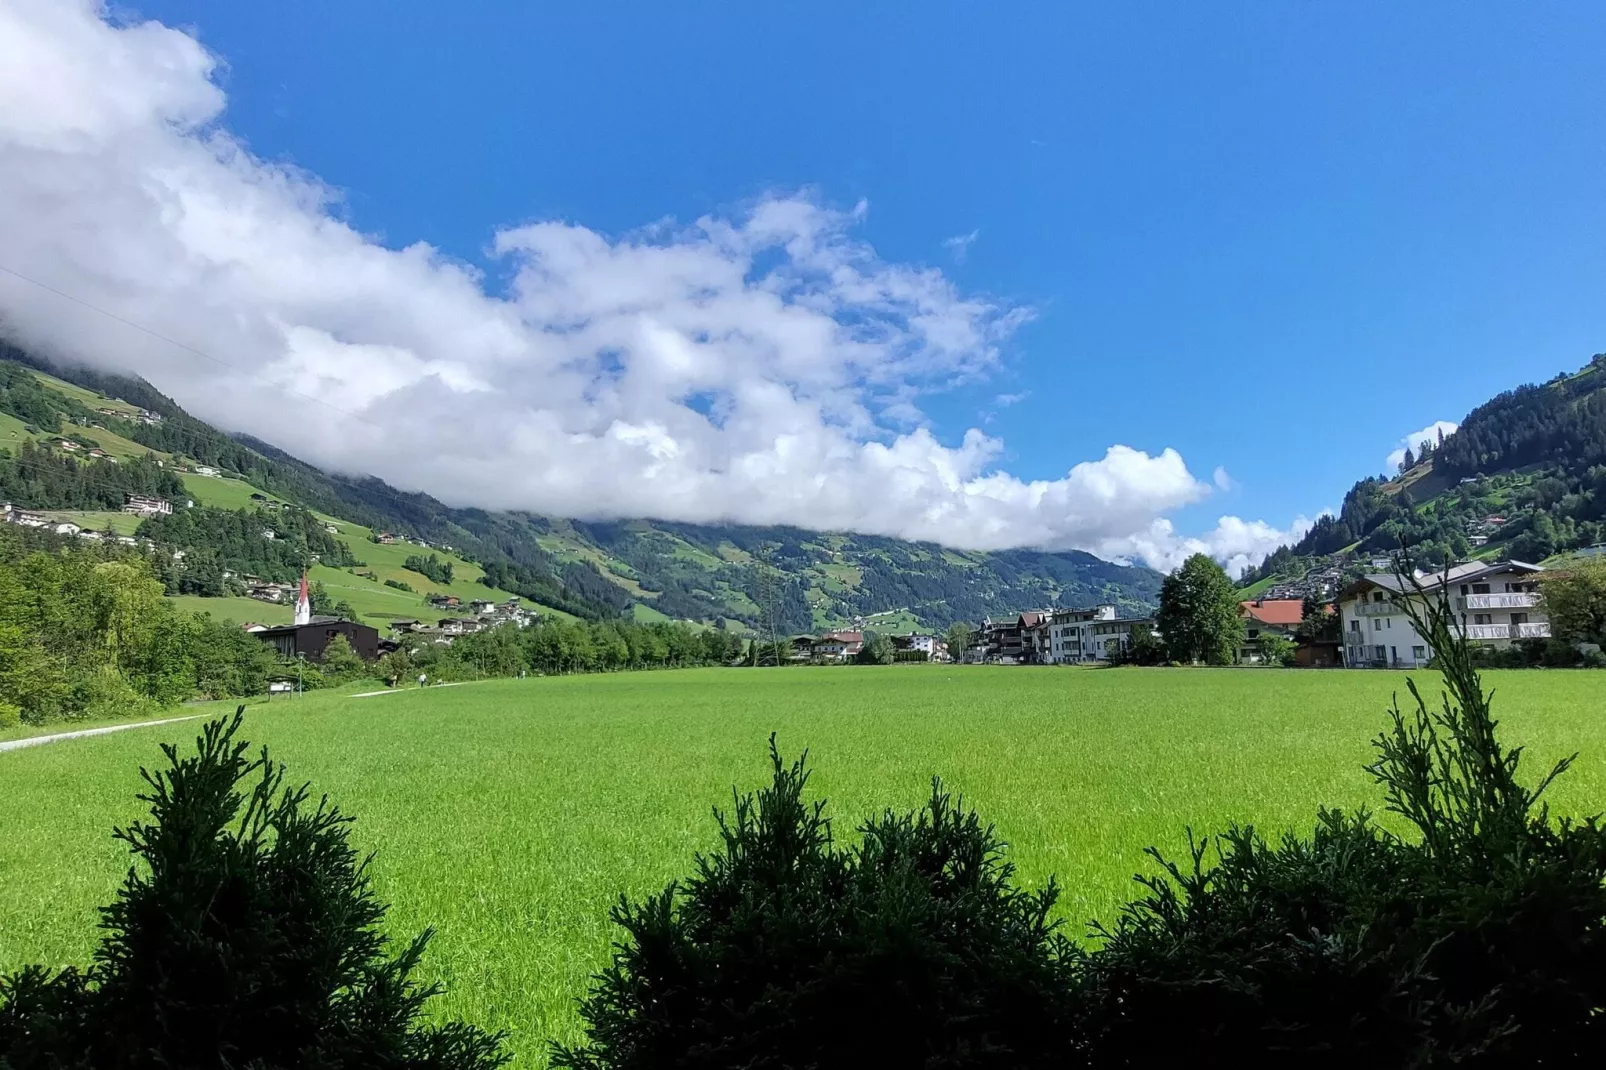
0,715 -> 204,754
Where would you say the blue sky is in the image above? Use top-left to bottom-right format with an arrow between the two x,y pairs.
4,2 -> 1605,571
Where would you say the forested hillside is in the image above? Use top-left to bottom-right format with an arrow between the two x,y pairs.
0,344 -> 1162,631
1244,353 -> 1606,590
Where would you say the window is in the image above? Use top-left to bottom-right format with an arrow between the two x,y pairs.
1472,583 -> 1490,595
1511,613 -> 1528,626
1413,646 -> 1427,660
1474,614 -> 1492,626
1349,619 -> 1360,632
1460,584 -> 1469,595
1371,591 -> 1384,603
1373,619 -> 1382,631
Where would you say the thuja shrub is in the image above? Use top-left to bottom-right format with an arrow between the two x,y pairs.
0,709 -> 506,1070
1078,584 -> 1606,1067
553,741 -> 1081,1070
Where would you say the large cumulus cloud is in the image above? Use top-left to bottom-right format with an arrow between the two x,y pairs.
0,0 -> 1301,573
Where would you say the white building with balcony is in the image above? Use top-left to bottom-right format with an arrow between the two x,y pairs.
1338,560 -> 1548,668
1043,605 -> 1157,663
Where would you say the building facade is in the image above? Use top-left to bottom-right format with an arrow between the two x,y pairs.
1338,561 -> 1548,669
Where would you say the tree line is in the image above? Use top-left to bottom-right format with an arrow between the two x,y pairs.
0,527 -> 295,727
137,504 -> 358,588
378,615 -> 747,684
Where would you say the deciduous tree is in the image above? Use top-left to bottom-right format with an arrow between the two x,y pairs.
1156,553 -> 1244,664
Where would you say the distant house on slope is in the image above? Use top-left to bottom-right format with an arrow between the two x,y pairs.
123,494 -> 172,517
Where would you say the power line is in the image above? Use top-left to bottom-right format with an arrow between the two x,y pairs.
0,262 -> 384,431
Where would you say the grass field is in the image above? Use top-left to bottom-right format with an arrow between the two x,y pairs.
1,667 -> 1602,1066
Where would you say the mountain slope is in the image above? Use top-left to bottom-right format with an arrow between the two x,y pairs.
1244,353 -> 1606,594
0,343 -> 1162,631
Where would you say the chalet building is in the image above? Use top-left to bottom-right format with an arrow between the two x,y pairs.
1237,598 -> 1307,662
253,619 -> 380,662
438,617 -> 485,637
123,494 -> 172,517
1338,560 -> 1548,669
810,630 -> 863,661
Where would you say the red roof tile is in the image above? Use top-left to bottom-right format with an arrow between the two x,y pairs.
1239,599 -> 1305,626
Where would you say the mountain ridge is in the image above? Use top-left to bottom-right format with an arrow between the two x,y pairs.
0,341 -> 1163,633
1243,353 -> 1606,596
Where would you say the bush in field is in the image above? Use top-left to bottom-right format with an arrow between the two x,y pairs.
319,633 -> 369,680
0,710 -> 506,1070
553,740 -> 1080,1069
1078,580 -> 1606,1066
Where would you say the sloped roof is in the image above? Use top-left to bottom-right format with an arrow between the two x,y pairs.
1341,560 -> 1544,598
1239,599 -> 1305,626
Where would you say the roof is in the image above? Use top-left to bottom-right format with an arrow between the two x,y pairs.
1018,612 -> 1047,627
819,630 -> 862,644
1239,599 -> 1305,626
1340,559 -> 1544,599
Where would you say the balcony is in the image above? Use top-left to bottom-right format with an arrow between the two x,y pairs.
1458,593 -> 1540,611
1354,601 -> 1396,616
1465,622 -> 1552,642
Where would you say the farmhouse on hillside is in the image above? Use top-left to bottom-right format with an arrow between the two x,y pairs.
1338,560 -> 1548,669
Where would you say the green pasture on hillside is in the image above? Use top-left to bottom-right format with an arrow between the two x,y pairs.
2,667 -> 1603,1066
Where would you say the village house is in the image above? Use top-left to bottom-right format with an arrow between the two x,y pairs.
1338,560 -> 1549,669
427,593 -> 461,608
891,633 -> 944,659
55,438 -> 81,452
470,599 -> 497,616
809,630 -> 863,661
1237,598 -> 1307,662
193,465 -> 220,477
1038,605 -> 1160,664
122,494 -> 172,517
438,617 -> 485,637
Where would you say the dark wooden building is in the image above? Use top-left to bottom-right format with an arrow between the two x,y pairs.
254,618 -> 380,663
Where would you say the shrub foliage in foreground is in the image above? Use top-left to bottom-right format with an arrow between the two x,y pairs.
562,587 -> 1606,1067
553,740 -> 1081,1069
1079,587 -> 1606,1066
0,709 -> 506,1070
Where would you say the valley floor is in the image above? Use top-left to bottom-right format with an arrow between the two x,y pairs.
2,666 -> 1602,1067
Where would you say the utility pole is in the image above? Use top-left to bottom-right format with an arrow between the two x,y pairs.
750,543 -> 784,667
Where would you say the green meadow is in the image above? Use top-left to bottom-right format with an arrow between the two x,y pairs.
2,667 -> 1602,1066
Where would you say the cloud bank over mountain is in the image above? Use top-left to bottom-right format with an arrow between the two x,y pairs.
0,0 -> 1305,573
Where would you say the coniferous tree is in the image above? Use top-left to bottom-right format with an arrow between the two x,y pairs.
0,711 -> 507,1070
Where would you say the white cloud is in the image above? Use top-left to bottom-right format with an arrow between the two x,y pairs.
1386,420 -> 1458,470
1212,466 -> 1234,491
943,229 -> 979,263
994,391 -> 1028,407
0,0 -> 1302,573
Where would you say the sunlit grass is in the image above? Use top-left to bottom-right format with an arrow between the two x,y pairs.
2,667 -> 1602,1066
